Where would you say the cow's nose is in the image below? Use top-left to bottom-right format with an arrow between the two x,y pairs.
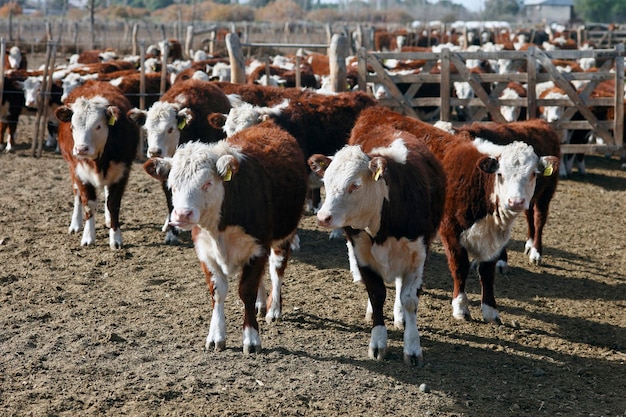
507,198 -> 525,211
74,145 -> 89,155
317,213 -> 332,228
148,148 -> 162,158
172,208 -> 193,221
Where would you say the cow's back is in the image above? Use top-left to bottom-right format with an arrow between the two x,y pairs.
225,120 -> 307,242
161,79 -> 231,144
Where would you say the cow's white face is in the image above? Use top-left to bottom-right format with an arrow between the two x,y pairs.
475,140 -> 547,213
223,100 -> 287,137
61,73 -> 89,102
68,96 -> 113,159
144,101 -> 182,158
21,77 -> 42,108
540,91 -> 567,123
166,141 -> 237,231
317,144 -> 394,233
499,88 -> 521,122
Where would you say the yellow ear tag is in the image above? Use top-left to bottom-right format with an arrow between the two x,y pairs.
223,167 -> 232,182
543,165 -> 553,176
177,119 -> 187,130
373,167 -> 383,181
107,114 -> 117,126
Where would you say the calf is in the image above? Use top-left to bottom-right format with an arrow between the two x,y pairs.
454,119 -> 561,267
143,120 -> 308,353
54,80 -> 139,249
127,79 -> 232,244
351,106 -> 558,323
309,124 -> 445,364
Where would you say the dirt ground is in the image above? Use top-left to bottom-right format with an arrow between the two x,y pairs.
1,118 -> 625,417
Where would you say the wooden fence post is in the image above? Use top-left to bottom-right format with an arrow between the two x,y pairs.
185,25 -> 194,60
328,34 -> 348,93
226,33 -> 246,84
132,23 -> 139,56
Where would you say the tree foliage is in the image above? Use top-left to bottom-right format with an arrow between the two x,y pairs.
575,0 -> 626,22
482,0 -> 519,20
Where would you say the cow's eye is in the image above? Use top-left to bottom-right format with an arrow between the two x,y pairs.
348,183 -> 360,194
96,125 -> 101,130
167,127 -> 174,134
201,181 -> 212,191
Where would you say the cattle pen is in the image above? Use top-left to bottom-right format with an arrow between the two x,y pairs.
2,19 -> 626,159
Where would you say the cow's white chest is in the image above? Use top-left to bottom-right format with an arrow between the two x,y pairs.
460,210 -> 518,261
75,161 -> 127,188
194,226 -> 264,278
351,232 -> 426,284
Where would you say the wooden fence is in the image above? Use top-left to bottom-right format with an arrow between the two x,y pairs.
358,46 -> 625,155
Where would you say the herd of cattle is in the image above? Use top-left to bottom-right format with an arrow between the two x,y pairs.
1,38 -> 569,365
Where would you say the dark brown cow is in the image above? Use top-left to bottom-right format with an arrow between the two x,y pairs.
143,119 -> 307,353
53,80 -> 139,249
211,89 -> 378,212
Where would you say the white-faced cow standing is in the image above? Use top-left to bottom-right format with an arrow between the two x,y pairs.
308,123 -> 446,365
54,80 -> 139,249
127,79 -> 232,244
350,106 -> 559,324
143,119 -> 307,353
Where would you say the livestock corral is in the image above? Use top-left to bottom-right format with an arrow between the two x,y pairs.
1,23 -> 626,416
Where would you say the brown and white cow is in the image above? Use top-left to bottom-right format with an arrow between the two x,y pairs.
143,119 -> 308,353
54,80 -> 139,249
453,119 -> 561,268
308,124 -> 446,365
127,79 -> 232,244
351,106 -> 558,323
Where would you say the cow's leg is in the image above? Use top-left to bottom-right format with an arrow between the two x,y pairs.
496,246 -> 510,275
80,183 -> 98,246
239,255 -> 267,354
104,179 -> 127,249
4,120 -> 17,153
393,277 -> 404,330
477,260 -> 500,324
266,239 -> 292,323
442,238 -> 472,320
162,182 -> 180,245
400,272 -> 423,366
45,121 -> 58,149
255,282 -> 267,317
201,263 -> 228,352
359,266 -> 387,360
69,181 -> 84,234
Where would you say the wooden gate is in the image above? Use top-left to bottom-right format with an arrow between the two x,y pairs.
357,46 -> 625,154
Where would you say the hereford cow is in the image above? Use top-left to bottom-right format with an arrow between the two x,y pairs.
350,106 -> 559,323
143,120 -> 308,353
1,72 -> 27,152
54,80 -> 139,249
210,90 -> 378,212
15,75 -> 64,149
4,46 -> 27,70
453,119 -> 561,268
308,124 -> 446,365
127,79 -> 232,244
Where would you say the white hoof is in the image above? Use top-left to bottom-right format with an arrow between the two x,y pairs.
452,293 -> 471,320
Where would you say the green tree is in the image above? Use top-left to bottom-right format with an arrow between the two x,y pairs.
575,0 -> 626,22
482,0 -> 518,19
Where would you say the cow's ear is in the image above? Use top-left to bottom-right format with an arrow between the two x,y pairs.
216,155 -> 239,182
127,108 -> 147,126
54,106 -> 73,123
478,156 -> 499,174
143,157 -> 172,182
368,156 -> 387,181
177,108 -> 194,130
207,112 -> 227,129
539,156 -> 559,176
308,154 -> 332,177
105,106 -> 121,126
